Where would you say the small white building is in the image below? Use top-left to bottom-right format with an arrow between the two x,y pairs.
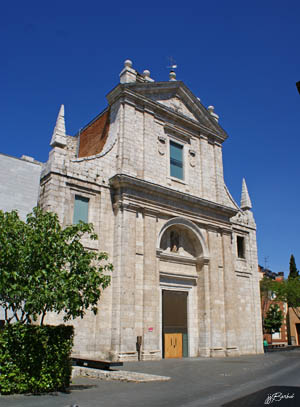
0,153 -> 42,221
40,60 -> 263,360
0,152 -> 42,323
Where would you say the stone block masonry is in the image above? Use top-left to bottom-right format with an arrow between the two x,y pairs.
39,59 -> 263,361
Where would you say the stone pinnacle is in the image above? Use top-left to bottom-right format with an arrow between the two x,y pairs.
50,104 -> 67,148
240,178 -> 252,210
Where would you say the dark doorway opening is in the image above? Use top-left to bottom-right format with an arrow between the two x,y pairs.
162,290 -> 188,358
296,323 -> 300,345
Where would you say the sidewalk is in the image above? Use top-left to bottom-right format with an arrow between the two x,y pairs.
1,350 -> 300,407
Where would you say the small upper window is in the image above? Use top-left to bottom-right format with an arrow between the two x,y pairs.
73,195 -> 89,224
170,141 -> 183,180
237,236 -> 245,259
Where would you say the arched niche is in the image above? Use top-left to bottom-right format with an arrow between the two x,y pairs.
157,217 -> 209,266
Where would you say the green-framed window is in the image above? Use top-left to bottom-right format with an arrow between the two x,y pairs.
170,140 -> 183,180
73,195 -> 89,224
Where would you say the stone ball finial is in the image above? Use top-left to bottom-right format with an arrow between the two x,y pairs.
143,69 -> 150,78
124,59 -> 133,68
169,71 -> 176,81
207,105 -> 219,122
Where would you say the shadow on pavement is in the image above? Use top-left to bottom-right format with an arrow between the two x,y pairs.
21,384 -> 97,397
67,384 -> 98,392
222,386 -> 300,407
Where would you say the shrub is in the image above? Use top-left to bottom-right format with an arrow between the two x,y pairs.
0,323 -> 74,394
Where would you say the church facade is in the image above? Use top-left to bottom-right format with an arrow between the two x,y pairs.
40,60 -> 263,360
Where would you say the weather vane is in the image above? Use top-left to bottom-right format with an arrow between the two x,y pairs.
167,56 -> 177,72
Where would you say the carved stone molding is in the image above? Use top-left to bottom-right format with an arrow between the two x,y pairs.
156,249 -> 209,266
159,271 -> 198,282
157,135 -> 167,155
189,149 -> 196,167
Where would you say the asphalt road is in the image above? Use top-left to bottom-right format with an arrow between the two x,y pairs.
1,350 -> 300,407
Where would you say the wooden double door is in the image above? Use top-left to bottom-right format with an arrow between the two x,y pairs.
162,290 -> 188,358
164,333 -> 183,358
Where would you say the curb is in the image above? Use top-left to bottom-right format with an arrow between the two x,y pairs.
72,366 -> 171,383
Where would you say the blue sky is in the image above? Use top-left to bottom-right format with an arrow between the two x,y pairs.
1,0 -> 299,274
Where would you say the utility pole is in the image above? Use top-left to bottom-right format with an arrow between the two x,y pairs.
264,256 -> 269,271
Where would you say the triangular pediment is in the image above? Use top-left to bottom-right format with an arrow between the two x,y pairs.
122,81 -> 228,140
148,91 -> 199,121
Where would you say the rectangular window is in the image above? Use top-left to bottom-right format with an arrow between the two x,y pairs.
272,331 -> 281,339
170,141 -> 183,180
237,236 -> 245,259
73,195 -> 89,224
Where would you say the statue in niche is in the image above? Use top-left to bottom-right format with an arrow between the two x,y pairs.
170,230 -> 180,253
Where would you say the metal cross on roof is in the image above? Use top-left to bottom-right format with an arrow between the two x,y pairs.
167,56 -> 177,72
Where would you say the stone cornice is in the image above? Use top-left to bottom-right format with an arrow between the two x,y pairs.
109,174 -> 238,220
40,170 -> 102,192
112,198 -> 233,232
157,250 -> 198,265
159,271 -> 198,282
157,250 -> 210,267
164,123 -> 195,141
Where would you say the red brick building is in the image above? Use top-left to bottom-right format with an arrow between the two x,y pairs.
288,307 -> 300,345
259,266 -> 288,347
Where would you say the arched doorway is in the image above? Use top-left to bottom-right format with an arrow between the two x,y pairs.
157,218 -> 209,358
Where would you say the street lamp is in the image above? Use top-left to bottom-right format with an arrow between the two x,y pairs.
296,81 -> 300,94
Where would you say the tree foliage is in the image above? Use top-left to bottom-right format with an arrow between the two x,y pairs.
260,276 -> 274,302
271,277 -> 300,319
270,255 -> 300,319
260,276 -> 274,322
263,304 -> 283,334
289,254 -> 299,279
0,207 -> 112,325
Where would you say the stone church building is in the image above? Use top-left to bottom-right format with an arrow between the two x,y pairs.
40,60 -> 263,360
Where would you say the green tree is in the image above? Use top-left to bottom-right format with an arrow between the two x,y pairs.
263,304 -> 283,334
289,254 -> 299,279
260,276 -> 274,328
0,207 -> 112,325
272,277 -> 300,319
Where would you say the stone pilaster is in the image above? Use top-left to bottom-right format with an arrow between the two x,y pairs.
93,187 -> 114,358
143,109 -> 157,183
39,171 -> 67,224
249,230 -> 264,354
110,203 -> 122,359
200,137 -> 217,202
120,103 -> 137,177
135,210 -> 144,336
208,229 -> 226,357
222,231 -> 240,356
213,143 -> 226,206
142,211 -> 160,360
119,207 -> 137,360
198,260 -> 211,357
